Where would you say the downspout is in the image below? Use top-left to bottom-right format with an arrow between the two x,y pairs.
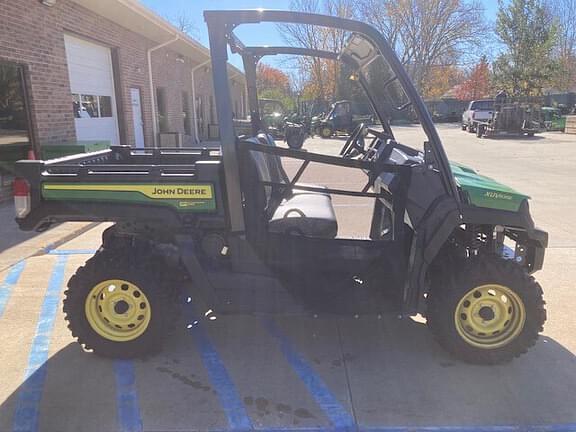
147,34 -> 179,147
191,59 -> 211,144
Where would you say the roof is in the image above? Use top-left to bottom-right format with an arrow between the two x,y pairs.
68,0 -> 244,79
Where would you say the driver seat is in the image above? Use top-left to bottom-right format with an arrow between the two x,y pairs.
242,136 -> 338,239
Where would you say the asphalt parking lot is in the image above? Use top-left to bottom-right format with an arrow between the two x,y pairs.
0,124 -> 575,432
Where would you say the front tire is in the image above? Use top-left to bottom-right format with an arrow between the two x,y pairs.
63,248 -> 176,358
476,124 -> 485,138
427,255 -> 546,364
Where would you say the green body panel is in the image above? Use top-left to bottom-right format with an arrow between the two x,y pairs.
41,183 -> 216,212
41,140 -> 110,160
451,163 -> 529,212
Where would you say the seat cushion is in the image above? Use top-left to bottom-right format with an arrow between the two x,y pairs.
269,193 -> 338,238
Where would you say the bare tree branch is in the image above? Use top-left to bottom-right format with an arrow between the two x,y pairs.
166,9 -> 200,39
358,0 -> 487,90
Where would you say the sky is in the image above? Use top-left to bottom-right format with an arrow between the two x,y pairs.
141,0 -> 504,70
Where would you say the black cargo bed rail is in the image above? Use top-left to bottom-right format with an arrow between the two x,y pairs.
16,145 -> 223,181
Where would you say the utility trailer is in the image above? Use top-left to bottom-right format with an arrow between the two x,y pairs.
474,101 -> 545,138
14,10 -> 548,364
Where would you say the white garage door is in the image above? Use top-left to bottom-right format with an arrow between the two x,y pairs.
64,35 -> 120,145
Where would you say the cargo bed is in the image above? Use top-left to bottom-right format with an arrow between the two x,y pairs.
14,145 -> 227,231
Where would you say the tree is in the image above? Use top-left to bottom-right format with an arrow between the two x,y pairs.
256,63 -> 294,109
166,10 -> 200,39
455,56 -> 492,100
492,0 -> 559,96
357,0 -> 487,91
547,0 -> 576,91
257,64 -> 291,92
422,65 -> 465,99
547,0 -> 576,57
279,0 -> 356,104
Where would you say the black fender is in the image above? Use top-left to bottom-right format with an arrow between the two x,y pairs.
403,195 -> 461,314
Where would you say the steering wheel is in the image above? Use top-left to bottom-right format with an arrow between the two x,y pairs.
339,123 -> 367,158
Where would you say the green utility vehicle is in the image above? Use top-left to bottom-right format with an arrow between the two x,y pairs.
541,107 -> 566,131
314,100 -> 374,138
260,98 -> 288,137
14,10 -> 547,364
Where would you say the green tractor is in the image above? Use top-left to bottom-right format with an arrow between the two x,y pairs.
14,10 -> 547,364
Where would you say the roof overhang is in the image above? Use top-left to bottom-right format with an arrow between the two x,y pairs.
68,0 -> 244,80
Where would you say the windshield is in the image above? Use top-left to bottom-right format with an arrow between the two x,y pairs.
260,100 -> 285,116
470,100 -> 494,110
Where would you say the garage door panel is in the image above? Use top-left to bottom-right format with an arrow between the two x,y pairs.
64,34 -> 119,145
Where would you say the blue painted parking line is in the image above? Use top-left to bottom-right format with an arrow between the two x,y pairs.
0,260 -> 26,318
47,249 -> 98,256
12,255 -> 67,432
361,424 -> 576,432
185,305 -> 253,432
263,317 -> 356,432
114,360 -> 143,432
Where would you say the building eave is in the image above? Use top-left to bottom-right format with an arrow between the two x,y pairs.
68,0 -> 244,80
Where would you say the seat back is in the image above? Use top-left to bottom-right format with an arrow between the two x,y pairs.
238,137 -> 286,238
256,133 -> 290,185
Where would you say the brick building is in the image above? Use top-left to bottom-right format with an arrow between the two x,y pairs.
0,0 -> 246,198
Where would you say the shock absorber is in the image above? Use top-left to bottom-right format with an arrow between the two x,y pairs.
469,225 -> 483,253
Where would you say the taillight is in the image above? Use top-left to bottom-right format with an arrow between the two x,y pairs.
13,178 -> 31,218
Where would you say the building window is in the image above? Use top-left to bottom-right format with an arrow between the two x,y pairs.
0,62 -> 31,143
72,94 -> 113,118
0,62 -> 32,197
182,91 -> 191,135
156,87 -> 167,132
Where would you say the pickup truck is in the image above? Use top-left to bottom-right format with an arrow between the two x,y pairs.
461,100 -> 494,133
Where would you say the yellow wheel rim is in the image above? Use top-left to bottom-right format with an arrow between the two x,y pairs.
454,284 -> 525,349
85,279 -> 151,342
322,127 -> 332,137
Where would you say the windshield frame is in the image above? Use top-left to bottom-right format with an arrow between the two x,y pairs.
204,9 -> 461,233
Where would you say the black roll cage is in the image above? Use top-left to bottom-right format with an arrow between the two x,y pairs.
204,9 -> 460,235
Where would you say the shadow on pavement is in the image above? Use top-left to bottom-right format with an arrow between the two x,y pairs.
339,316 -> 576,428
482,134 -> 547,141
0,200 -> 40,253
1,316 -> 575,431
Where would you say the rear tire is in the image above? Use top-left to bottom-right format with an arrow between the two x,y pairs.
320,126 -> 333,138
427,255 -> 546,364
63,248 -> 177,358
